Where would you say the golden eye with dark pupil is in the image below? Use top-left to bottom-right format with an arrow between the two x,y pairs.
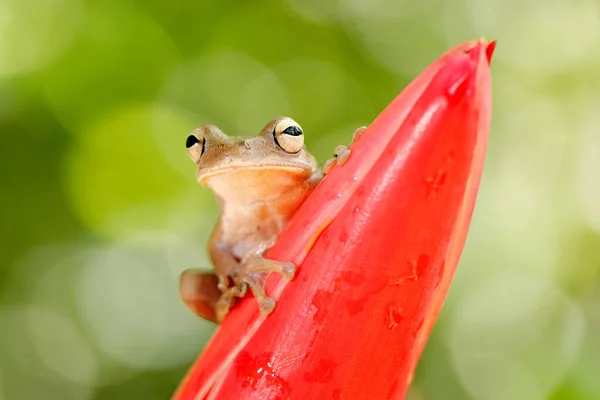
186,131 -> 207,163
283,126 -> 302,136
273,120 -> 304,154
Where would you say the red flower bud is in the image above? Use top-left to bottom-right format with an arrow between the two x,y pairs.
174,39 -> 495,400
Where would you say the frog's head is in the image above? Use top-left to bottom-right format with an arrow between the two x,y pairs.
185,117 -> 318,202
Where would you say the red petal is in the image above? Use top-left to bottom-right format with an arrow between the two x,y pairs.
174,39 -> 494,400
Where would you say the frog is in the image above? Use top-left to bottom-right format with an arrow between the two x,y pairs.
179,117 -> 323,323
179,116 -> 367,323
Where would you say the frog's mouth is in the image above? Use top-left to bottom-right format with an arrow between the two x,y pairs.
198,166 -> 314,201
197,164 -> 312,185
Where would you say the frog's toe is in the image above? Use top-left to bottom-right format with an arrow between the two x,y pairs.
280,262 -> 296,280
258,297 -> 276,316
215,292 -> 236,322
242,255 -> 297,279
215,306 -> 229,323
334,145 -> 351,166
351,126 -> 367,143
231,281 -> 247,298
323,158 -> 336,175
323,126 -> 367,173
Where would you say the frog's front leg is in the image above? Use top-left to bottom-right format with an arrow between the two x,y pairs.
214,239 -> 297,322
238,252 -> 296,312
323,126 -> 367,174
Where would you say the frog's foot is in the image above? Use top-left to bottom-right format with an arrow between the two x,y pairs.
215,283 -> 245,322
241,254 -> 297,280
240,273 -> 276,316
179,269 -> 221,323
334,144 -> 351,165
337,126 -> 367,165
322,158 -> 336,175
322,126 -> 367,174
323,145 -> 351,174
237,255 -> 297,316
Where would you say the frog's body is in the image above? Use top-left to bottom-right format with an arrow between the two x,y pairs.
180,117 -> 322,322
210,169 -> 315,265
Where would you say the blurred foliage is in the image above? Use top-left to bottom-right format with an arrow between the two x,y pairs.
1,0 -> 600,399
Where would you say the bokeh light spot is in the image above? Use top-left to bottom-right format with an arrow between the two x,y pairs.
76,244 -> 213,369
64,103 -> 200,239
160,52 -> 275,133
42,5 -> 180,130
0,0 -> 83,77
464,0 -> 600,72
285,0 -> 342,23
576,100 -> 600,234
150,103 -> 204,178
27,307 -> 98,387
571,295 -> 600,398
0,306 -> 94,400
341,0 -> 449,76
450,272 -> 584,400
235,69 -> 291,134
270,59 -> 374,138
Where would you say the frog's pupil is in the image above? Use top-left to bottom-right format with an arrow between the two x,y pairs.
186,135 -> 200,148
283,126 -> 302,136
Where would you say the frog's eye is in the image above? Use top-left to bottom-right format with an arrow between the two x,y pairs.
273,118 -> 304,154
186,130 -> 206,162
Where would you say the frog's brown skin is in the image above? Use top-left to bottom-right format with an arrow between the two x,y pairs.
180,117 -> 322,323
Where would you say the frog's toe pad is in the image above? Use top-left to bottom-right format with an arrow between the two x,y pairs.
334,145 -> 351,165
258,297 -> 276,316
323,158 -> 336,175
280,262 -> 296,280
215,296 -> 234,323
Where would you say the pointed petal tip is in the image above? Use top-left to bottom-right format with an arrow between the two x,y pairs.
485,40 -> 497,64
463,38 -> 496,65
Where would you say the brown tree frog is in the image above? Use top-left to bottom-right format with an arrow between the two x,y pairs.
180,117 -> 323,323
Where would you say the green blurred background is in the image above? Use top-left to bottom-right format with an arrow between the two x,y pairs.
1,0 -> 599,399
